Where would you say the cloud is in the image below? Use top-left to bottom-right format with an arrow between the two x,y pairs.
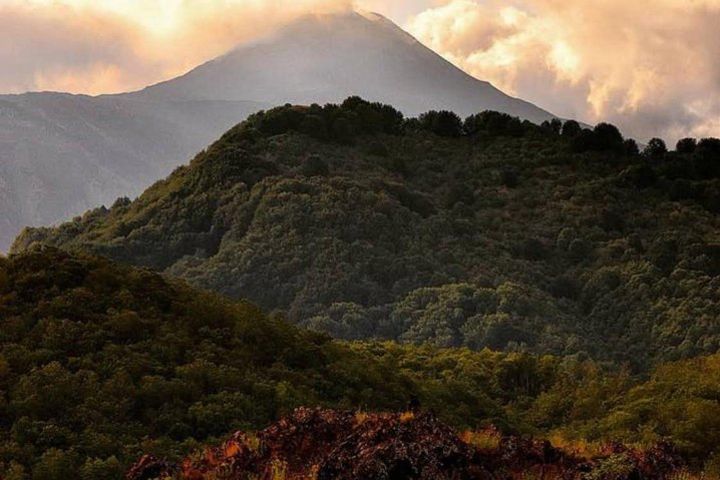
1,0 -> 719,142
0,0 -> 353,95
406,0 -> 720,142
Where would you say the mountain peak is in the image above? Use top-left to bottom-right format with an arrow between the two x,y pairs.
135,10 -> 554,122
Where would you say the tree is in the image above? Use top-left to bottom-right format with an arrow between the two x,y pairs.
697,137 -> 720,158
571,129 -> 597,152
571,123 -> 626,153
419,111 -> 463,137
593,123 -> 625,153
32,449 -> 79,480
561,120 -> 582,138
695,138 -> 720,178
676,137 -> 697,154
464,111 -> 524,137
623,139 -> 640,156
643,138 -> 667,159
541,119 -> 562,135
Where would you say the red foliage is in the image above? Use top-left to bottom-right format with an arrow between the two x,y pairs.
126,408 -> 684,480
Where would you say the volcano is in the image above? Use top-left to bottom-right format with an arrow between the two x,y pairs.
0,11 -> 555,251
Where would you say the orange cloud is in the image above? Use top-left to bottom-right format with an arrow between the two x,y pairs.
1,0 -> 719,142
406,0 -> 720,142
0,0 -> 354,95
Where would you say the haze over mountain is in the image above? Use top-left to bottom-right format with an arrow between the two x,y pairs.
138,12 -> 553,122
0,11 -> 555,252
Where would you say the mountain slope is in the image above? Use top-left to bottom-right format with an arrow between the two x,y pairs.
2,247 -> 720,478
0,11 -> 555,252
138,12 -> 554,123
0,246 -> 616,477
0,94 -> 264,252
15,99 -> 720,370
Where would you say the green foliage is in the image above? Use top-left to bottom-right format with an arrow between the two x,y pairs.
644,138 -> 668,159
3,237 -> 720,472
533,354 -> 720,465
11,98 -> 720,371
0,247 -> 612,477
464,111 -> 525,137
239,96 -> 405,144
676,137 -> 697,154
561,120 -> 582,138
572,123 -> 626,153
79,457 -> 123,480
417,110 -> 463,137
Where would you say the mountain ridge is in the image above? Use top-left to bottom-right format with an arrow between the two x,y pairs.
16,98 -> 720,370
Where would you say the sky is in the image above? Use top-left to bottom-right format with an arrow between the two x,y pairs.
1,0 -> 719,143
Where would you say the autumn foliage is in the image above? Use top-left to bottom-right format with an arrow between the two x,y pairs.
126,408 -> 684,480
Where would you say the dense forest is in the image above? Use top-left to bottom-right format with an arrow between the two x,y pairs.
14,98 -> 720,370
1,248 -> 720,478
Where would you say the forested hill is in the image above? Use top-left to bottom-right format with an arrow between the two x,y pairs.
13,97 -> 720,370
0,246 -> 551,476
2,247 -> 720,478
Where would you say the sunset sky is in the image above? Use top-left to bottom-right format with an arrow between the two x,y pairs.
2,0 -> 719,142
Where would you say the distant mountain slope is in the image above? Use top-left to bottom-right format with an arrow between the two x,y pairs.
0,11 -> 556,252
0,94 -> 264,251
16,99 -> 720,370
138,12 -> 553,123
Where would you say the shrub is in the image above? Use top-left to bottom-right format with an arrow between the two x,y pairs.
301,155 -> 330,177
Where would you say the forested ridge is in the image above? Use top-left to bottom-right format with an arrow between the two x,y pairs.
1,248 -> 720,478
15,97 -> 720,370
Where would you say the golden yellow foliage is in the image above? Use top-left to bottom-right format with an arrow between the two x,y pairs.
399,411 -> 415,423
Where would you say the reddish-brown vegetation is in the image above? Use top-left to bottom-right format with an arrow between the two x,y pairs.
126,408 -> 684,480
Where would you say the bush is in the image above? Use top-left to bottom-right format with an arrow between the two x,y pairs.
301,155 -> 330,177
619,164 -> 657,189
500,168 -> 520,188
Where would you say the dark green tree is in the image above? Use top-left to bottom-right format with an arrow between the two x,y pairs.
676,137 -> 697,154
643,138 -> 668,159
